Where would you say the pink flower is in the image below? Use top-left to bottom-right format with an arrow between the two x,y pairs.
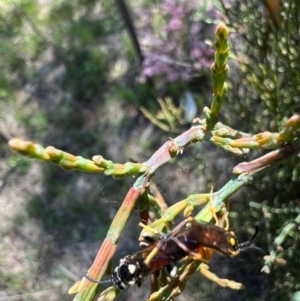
167,18 -> 183,31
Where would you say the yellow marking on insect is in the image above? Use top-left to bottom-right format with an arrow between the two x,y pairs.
144,246 -> 159,265
229,235 -> 236,247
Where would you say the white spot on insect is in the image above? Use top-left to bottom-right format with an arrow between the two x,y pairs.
128,279 -> 136,285
128,264 -> 137,274
186,222 -> 192,229
170,266 -> 178,278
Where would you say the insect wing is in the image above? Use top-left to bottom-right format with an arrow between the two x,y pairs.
182,221 -> 238,255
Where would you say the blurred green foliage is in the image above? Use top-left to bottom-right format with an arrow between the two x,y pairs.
218,0 -> 300,300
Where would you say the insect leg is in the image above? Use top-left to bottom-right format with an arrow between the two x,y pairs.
165,216 -> 195,238
144,246 -> 160,265
169,236 -> 209,261
144,217 -> 195,265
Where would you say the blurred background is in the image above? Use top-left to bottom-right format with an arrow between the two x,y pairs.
0,0 -> 299,300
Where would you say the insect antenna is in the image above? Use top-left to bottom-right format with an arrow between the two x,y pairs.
85,274 -> 112,285
238,225 -> 258,248
237,226 -> 265,254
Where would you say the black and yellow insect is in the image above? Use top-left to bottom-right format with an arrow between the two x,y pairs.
85,217 -> 260,289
